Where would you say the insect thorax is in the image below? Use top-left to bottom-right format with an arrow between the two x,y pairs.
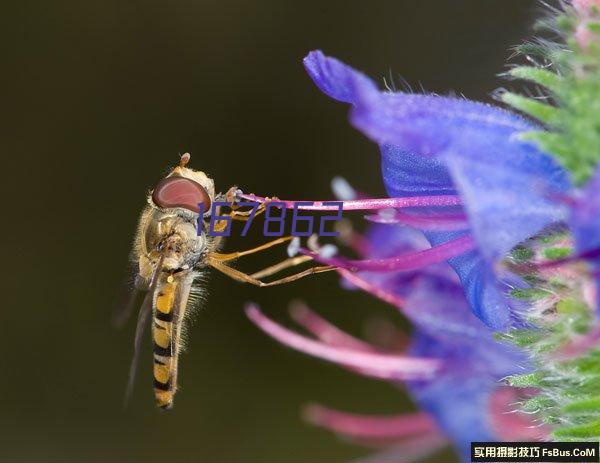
137,206 -> 208,279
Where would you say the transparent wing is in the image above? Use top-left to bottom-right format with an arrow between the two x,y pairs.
123,257 -> 163,407
112,274 -> 149,329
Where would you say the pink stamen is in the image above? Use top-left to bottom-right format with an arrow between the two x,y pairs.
304,404 -> 438,439
337,269 -> 405,308
304,235 -> 475,272
289,301 -> 375,351
365,211 -> 469,231
289,302 -> 409,378
337,222 -> 373,256
245,304 -> 439,380
239,193 -> 462,211
363,318 -> 410,352
524,246 -> 600,272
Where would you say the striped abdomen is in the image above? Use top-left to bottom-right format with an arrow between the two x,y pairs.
152,273 -> 192,409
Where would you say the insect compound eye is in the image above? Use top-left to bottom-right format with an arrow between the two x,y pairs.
151,176 -> 211,214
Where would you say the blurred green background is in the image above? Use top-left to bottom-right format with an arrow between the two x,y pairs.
4,1 -> 541,462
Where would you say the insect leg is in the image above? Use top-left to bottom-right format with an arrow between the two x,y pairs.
250,255 -> 313,279
209,236 -> 294,262
229,203 -> 265,221
208,257 -> 335,287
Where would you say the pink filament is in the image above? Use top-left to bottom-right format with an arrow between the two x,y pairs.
363,318 -> 410,352
289,302 -> 410,378
289,301 -> 375,351
523,246 -> 600,273
305,235 -> 475,272
338,226 -> 373,256
338,269 -> 405,308
245,303 -> 439,380
239,193 -> 461,211
365,211 -> 469,231
304,404 -> 438,439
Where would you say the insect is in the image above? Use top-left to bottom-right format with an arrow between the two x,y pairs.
121,153 -> 334,409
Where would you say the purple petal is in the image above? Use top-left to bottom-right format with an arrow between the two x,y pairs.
569,167 -> 600,258
568,167 -> 600,312
303,50 -> 571,329
303,50 -> 378,104
404,278 -> 528,461
345,66 -> 570,260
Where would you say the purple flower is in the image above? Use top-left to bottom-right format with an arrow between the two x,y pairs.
567,167 -> 600,312
303,50 -> 571,330
246,222 -> 543,462
365,224 -> 538,459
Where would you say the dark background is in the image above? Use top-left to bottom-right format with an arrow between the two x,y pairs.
4,1 -> 542,462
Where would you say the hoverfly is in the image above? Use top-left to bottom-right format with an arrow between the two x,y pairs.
121,153 -> 333,409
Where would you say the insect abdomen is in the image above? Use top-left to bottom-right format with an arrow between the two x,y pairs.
152,277 -> 180,409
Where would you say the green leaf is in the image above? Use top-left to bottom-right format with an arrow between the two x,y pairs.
523,396 -> 555,413
516,42 -> 553,59
553,420 -> 600,439
557,298 -> 589,316
507,372 -> 544,387
587,22 -> 600,34
502,92 -> 559,125
563,396 -> 600,414
510,246 -> 535,262
509,67 -> 562,93
519,131 -> 595,185
510,288 -> 551,301
543,247 -> 573,260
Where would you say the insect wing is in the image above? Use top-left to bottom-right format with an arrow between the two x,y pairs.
123,258 -> 163,407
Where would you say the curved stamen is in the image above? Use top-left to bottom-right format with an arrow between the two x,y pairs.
337,269 -> 405,308
303,235 -> 475,272
245,304 -> 439,380
289,302 -> 410,378
303,404 -> 438,439
518,246 -> 600,272
289,301 -> 375,351
365,210 -> 469,231
238,193 -> 461,211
